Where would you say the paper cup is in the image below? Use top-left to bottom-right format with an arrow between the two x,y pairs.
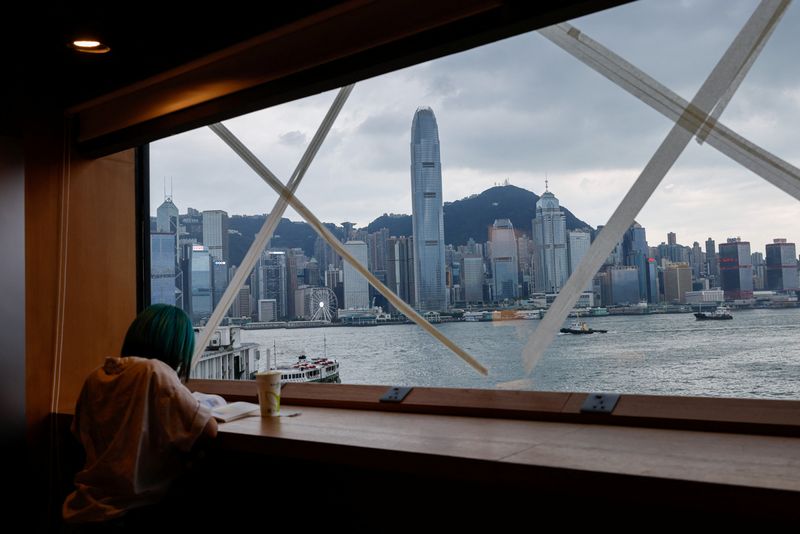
255,371 -> 282,416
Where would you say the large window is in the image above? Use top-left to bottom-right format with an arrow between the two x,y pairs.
149,0 -> 800,399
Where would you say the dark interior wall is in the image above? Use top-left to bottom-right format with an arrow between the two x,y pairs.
0,135 -> 25,450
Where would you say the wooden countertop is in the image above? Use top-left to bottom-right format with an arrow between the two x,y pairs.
217,405 -> 800,493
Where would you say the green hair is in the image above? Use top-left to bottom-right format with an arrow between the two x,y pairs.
121,304 -> 195,381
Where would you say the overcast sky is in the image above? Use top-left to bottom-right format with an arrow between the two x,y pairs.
151,0 -> 800,254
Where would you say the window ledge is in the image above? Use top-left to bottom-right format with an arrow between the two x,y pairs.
187,379 -> 800,437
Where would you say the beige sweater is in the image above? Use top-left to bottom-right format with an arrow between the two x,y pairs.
63,356 -> 212,523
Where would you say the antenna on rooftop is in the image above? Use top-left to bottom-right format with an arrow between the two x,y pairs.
545,172 -> 549,193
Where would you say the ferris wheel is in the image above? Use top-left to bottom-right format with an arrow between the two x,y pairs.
308,287 -> 338,322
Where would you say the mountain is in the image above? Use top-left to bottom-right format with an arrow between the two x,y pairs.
366,185 -> 592,243
228,216 -> 342,268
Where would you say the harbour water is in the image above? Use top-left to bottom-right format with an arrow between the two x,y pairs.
241,307 -> 800,399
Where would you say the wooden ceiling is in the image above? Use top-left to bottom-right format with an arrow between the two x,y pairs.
5,1 -> 628,145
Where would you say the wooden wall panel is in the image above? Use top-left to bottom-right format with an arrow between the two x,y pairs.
26,122 -> 137,429
57,151 -> 137,413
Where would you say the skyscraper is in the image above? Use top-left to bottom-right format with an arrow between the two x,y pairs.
150,233 -> 178,305
202,210 -> 229,262
751,252 -> 766,290
664,262 -> 692,303
461,256 -> 484,304
155,196 -> 181,305
387,236 -> 415,310
568,230 -> 591,276
410,107 -> 447,311
489,219 -> 518,301
623,223 -> 653,302
343,240 -> 369,309
212,260 -> 228,308
705,237 -> 718,280
766,239 -> 798,290
190,245 -> 213,323
260,251 -> 288,319
157,195 -> 178,227
690,242 -> 703,279
719,238 -> 753,300
609,266 -> 640,305
532,187 -> 568,293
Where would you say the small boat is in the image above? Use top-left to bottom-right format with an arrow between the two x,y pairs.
694,306 -> 733,320
560,321 -> 607,334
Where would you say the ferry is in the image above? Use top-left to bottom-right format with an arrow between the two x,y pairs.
463,311 -> 483,322
277,354 -> 340,383
694,306 -> 733,321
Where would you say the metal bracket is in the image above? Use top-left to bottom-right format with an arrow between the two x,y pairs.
580,393 -> 620,414
380,386 -> 413,403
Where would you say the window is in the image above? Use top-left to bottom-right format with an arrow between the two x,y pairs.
149,0 -> 800,401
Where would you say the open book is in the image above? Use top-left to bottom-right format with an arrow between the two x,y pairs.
193,392 -> 260,423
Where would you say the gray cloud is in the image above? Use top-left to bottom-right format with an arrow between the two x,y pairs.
278,130 -> 307,146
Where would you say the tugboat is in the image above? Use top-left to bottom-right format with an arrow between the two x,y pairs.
694,306 -> 733,320
560,321 -> 608,334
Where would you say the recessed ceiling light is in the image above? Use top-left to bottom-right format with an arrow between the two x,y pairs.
70,39 -> 110,54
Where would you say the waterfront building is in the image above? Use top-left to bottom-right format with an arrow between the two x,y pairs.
568,230 -> 591,276
343,240 -> 369,309
410,107 -> 447,311
190,245 -> 213,323
766,238 -> 798,290
646,258 -> 659,304
461,256 -> 484,304
202,209 -> 229,262
490,219 -> 518,300
258,298 -> 278,322
609,266 -> 640,305
719,238 -> 753,300
751,252 -> 766,290
533,186 -> 568,293
685,289 -> 725,305
664,262 -> 692,303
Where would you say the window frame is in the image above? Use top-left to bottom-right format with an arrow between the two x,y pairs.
119,0 -> 798,435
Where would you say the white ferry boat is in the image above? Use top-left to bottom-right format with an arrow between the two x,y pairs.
463,311 -> 483,322
277,354 -> 340,383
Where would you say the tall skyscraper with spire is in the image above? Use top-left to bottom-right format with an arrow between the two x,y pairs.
532,181 -> 568,293
410,107 -> 447,311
